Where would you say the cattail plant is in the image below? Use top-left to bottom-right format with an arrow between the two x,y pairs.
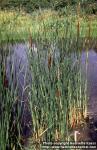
77,20 -> 80,38
48,52 -> 52,70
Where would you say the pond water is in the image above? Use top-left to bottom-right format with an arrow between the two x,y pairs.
81,49 -> 97,119
5,43 -> 32,100
4,42 -> 60,99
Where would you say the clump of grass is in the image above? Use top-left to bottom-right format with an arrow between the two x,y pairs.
27,37 -> 87,146
0,48 -> 13,149
0,46 -> 25,150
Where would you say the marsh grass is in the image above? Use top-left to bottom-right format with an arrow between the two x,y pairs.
0,46 -> 25,150
0,49 -> 12,149
0,9 -> 97,43
0,37 -> 88,150
26,38 -> 88,148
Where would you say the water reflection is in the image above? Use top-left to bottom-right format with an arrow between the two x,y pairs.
81,49 -> 97,117
6,43 -> 32,100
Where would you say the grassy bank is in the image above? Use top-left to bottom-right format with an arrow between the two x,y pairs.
0,9 -> 97,43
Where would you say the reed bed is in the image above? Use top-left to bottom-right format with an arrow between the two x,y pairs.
27,37 -> 88,149
0,48 -> 13,149
0,37 -> 88,149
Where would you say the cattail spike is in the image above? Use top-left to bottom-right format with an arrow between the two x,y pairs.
48,53 -> 52,70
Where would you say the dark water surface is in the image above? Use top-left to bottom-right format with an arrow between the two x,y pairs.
81,49 -> 97,118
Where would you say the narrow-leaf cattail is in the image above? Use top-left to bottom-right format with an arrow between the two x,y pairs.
48,53 -> 52,70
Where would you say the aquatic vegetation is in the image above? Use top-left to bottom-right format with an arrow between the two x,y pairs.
0,37 -> 88,149
27,39 -> 87,146
0,44 -> 33,149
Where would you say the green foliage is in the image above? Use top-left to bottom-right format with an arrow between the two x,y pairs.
0,0 -> 97,14
81,1 -> 97,15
